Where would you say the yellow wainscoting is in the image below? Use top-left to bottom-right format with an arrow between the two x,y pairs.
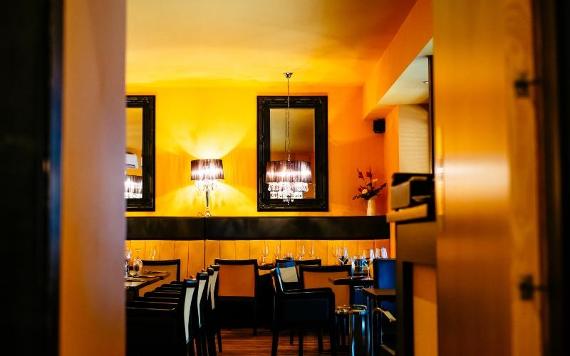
125,239 -> 391,279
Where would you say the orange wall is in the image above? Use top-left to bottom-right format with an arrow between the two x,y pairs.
126,82 -> 387,217
363,0 -> 433,118
384,106 -> 400,257
413,265 -> 438,356
61,0 -> 126,355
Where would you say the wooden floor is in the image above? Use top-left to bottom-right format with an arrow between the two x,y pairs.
217,328 -> 348,356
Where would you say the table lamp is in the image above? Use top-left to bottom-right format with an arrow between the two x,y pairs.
191,159 -> 224,217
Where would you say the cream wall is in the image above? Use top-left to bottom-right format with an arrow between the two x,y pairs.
399,104 -> 430,173
61,0 -> 126,355
126,83 -> 387,217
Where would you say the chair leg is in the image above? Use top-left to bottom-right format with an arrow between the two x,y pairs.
271,328 -> 279,356
298,330 -> 304,356
217,329 -> 223,352
200,330 -> 208,356
253,300 -> 258,336
290,330 -> 295,345
208,330 -> 217,356
317,329 -> 324,353
329,325 -> 337,356
195,335 -> 203,356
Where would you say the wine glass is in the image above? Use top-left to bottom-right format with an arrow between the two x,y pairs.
298,244 -> 306,260
309,242 -> 315,258
149,246 -> 157,260
332,245 -> 339,265
341,246 -> 349,264
124,248 -> 132,278
131,249 -> 143,277
261,243 -> 269,264
274,244 -> 281,261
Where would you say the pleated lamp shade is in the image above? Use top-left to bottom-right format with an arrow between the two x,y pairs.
190,159 -> 224,181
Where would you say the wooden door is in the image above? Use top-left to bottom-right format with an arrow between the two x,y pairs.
433,0 -> 543,354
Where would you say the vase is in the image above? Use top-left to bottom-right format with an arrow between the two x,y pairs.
366,198 -> 377,216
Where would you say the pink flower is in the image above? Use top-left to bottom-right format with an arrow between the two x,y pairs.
353,168 -> 386,201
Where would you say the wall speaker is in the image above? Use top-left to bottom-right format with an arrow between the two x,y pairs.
373,118 -> 385,134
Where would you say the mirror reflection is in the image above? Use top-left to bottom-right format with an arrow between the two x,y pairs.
257,95 -> 328,211
125,95 -> 155,211
125,107 -> 143,199
269,108 -> 316,199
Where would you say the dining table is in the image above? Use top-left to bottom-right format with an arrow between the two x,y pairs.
330,275 -> 374,305
124,270 -> 170,301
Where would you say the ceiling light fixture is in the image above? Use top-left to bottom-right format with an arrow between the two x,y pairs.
265,72 -> 312,203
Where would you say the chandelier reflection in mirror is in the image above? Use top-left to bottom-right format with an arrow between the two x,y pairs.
125,152 -> 143,199
265,72 -> 312,203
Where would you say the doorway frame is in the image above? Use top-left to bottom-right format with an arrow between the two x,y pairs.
533,0 -> 567,354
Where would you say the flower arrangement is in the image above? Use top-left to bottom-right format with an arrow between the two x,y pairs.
352,168 -> 386,201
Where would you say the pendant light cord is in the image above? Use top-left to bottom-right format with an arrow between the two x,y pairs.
285,72 -> 292,161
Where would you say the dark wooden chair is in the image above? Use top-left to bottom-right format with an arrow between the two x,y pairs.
127,279 -> 196,356
127,303 -> 186,356
275,260 -> 302,291
214,259 -> 259,335
275,258 -> 322,291
271,265 -> 337,356
299,265 -> 352,307
138,279 -> 199,356
207,265 -> 222,353
294,259 -> 322,267
299,265 -> 352,348
194,271 -> 211,356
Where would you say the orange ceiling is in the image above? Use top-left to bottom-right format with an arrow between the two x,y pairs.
126,0 -> 417,86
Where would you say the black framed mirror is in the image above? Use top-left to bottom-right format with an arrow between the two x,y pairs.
125,95 -> 155,211
257,96 -> 328,211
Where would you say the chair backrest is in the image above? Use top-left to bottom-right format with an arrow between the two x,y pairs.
208,265 -> 220,310
295,259 -> 322,267
299,265 -> 352,307
373,258 -> 396,289
141,259 -> 181,283
214,259 -> 258,298
195,271 -> 209,328
182,279 -> 197,343
127,303 -> 186,356
275,260 -> 298,284
275,259 -> 321,284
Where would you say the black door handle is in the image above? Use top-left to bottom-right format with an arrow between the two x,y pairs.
514,74 -> 541,97
519,274 -> 547,300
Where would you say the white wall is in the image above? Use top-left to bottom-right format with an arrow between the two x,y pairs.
398,104 -> 430,173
